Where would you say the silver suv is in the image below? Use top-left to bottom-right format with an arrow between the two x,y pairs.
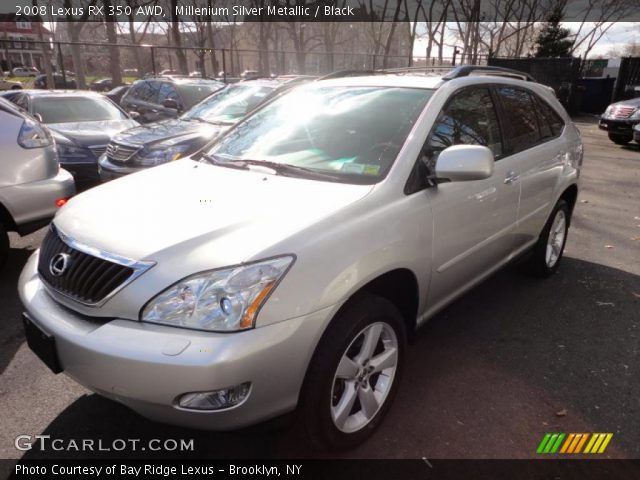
19,67 -> 582,448
0,98 -> 74,267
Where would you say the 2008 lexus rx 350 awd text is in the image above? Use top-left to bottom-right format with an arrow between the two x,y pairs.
19,66 -> 582,449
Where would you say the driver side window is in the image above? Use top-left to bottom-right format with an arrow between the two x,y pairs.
422,87 -> 502,175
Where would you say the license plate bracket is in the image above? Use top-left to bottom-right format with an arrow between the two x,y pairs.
22,313 -> 62,374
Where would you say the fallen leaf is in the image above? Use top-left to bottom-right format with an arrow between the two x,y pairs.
633,292 -> 640,298
596,301 -> 615,306
556,409 -> 568,417
604,245 -> 614,249
631,236 -> 640,241
580,199 -> 589,204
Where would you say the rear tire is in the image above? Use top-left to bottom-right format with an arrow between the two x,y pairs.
0,222 -> 8,268
299,293 -> 406,450
608,133 -> 632,145
528,199 -> 570,277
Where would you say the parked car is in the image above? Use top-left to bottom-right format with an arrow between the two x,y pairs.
159,69 -> 178,76
634,123 -> 640,144
189,71 -> 202,78
0,98 -> 74,267
120,77 -> 224,124
5,90 -> 138,191
99,78 -> 309,181
240,70 -> 260,80
18,66 -> 582,448
599,96 -> 640,145
0,77 -> 22,90
34,73 -> 77,90
12,66 -> 39,77
90,78 -> 115,92
104,85 -> 130,105
123,68 -> 140,77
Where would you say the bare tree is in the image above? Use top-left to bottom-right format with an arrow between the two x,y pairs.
103,0 -> 122,86
32,0 -> 54,87
169,0 -> 188,73
62,0 -> 99,89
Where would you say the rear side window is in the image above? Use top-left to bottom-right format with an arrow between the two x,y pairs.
496,87 -> 540,153
423,86 -> 502,169
158,83 -> 179,104
535,95 -> 565,137
129,81 -> 158,103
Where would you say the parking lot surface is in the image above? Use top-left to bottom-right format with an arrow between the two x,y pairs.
0,117 -> 638,460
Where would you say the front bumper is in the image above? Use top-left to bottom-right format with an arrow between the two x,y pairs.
18,251 -> 332,430
634,127 -> 640,143
598,117 -> 640,136
62,162 -> 100,192
98,154 -> 145,182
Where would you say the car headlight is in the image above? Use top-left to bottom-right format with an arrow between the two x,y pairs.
141,256 -> 294,332
133,144 -> 190,166
57,142 -> 92,163
603,106 -> 613,118
631,109 -> 640,120
17,119 -> 52,148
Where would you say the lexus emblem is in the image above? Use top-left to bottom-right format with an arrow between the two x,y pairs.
49,253 -> 71,277
112,145 -> 118,154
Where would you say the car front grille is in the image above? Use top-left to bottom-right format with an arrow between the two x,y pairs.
37,225 -> 137,305
106,141 -> 142,165
611,106 -> 636,119
88,145 -> 107,159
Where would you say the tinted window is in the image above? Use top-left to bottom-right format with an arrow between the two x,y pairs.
496,87 -> 540,153
206,86 -> 433,185
130,81 -> 159,103
176,83 -> 223,108
184,84 -> 276,124
422,87 -> 502,172
535,95 -> 565,137
32,96 -> 127,123
158,83 -> 179,104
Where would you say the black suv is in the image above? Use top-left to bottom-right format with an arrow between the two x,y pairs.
120,77 -> 224,123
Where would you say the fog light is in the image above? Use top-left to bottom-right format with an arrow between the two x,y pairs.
178,382 -> 251,410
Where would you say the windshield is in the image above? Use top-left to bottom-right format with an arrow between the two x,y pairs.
205,85 -> 433,184
33,96 -> 127,123
177,82 -> 224,108
184,84 -> 276,124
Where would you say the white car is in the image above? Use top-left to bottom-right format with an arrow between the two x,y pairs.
12,66 -> 39,77
0,77 -> 22,90
19,66 -> 582,448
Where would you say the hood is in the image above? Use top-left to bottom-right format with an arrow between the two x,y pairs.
610,97 -> 640,108
54,159 -> 373,264
49,119 -> 139,147
112,118 -> 225,147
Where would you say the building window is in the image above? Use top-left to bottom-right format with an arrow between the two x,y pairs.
16,22 -> 31,30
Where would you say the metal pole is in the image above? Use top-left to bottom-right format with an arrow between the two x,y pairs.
222,49 -> 227,83
57,42 -> 66,86
150,46 -> 156,75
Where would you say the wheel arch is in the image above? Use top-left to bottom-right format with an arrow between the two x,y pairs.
559,183 -> 579,222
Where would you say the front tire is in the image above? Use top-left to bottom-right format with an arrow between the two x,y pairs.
608,133 -> 632,145
300,294 -> 406,450
528,199 -> 570,277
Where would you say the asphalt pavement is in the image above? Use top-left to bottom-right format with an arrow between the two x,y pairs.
0,117 -> 638,461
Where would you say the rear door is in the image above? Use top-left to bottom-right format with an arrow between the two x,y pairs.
494,86 -> 566,245
423,86 -> 522,312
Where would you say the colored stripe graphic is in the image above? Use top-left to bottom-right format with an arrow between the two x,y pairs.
538,433 -> 613,454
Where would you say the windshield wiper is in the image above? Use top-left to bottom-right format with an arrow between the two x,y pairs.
201,156 -> 345,181
239,160 -> 346,181
188,116 -> 233,126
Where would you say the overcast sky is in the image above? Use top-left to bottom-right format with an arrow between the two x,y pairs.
413,22 -> 640,58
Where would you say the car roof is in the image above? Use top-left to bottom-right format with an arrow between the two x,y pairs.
137,76 -> 223,85
16,89 -> 108,98
311,74 -> 445,89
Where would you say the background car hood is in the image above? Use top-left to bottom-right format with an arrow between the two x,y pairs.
112,118 -> 224,147
54,159 -> 373,264
49,119 -> 139,147
610,97 -> 640,108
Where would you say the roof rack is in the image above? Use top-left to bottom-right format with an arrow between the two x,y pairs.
377,66 -> 452,74
317,70 -> 379,80
441,65 -> 537,82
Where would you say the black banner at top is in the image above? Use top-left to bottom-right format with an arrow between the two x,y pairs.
2,0 -> 640,22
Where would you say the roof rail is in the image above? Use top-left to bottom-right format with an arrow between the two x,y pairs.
317,70 -> 379,80
442,65 -> 537,82
377,65 -> 452,74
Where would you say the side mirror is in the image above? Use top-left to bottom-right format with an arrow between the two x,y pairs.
435,144 -> 494,182
163,98 -> 179,110
128,111 -> 140,120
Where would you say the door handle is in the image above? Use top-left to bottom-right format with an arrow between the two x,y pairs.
504,171 -> 519,184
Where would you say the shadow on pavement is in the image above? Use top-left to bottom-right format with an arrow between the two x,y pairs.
0,248 -> 34,375
11,257 -> 640,459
